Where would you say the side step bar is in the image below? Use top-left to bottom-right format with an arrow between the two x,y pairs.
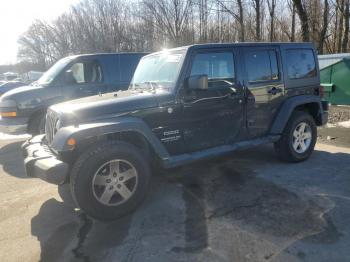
162,135 -> 280,168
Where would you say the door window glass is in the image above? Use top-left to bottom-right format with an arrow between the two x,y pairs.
70,63 -> 85,83
245,50 -> 280,83
190,52 -> 235,88
286,49 -> 316,79
65,61 -> 103,85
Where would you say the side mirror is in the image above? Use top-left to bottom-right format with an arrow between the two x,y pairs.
64,70 -> 77,84
187,75 -> 208,91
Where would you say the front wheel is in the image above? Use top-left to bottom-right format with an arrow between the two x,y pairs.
70,141 -> 151,221
274,111 -> 317,162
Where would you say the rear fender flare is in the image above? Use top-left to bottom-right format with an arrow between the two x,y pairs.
270,95 -> 323,134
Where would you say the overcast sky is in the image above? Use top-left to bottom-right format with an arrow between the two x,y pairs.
0,0 -> 80,65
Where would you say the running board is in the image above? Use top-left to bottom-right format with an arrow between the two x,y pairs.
162,135 -> 280,168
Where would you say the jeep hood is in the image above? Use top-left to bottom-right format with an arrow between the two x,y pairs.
51,89 -> 161,123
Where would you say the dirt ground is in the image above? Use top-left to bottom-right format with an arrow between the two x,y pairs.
1,134 -> 350,262
317,105 -> 350,148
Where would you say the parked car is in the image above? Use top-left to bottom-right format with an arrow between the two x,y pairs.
22,43 -> 328,220
0,81 -> 26,96
1,72 -> 19,81
0,53 -> 146,134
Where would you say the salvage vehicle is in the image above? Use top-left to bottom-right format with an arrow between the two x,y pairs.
0,53 -> 146,134
22,43 -> 328,220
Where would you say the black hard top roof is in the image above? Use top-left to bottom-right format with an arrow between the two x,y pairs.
144,42 -> 315,57
185,42 -> 315,50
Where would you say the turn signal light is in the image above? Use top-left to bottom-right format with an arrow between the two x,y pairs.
0,111 -> 17,117
67,138 -> 76,146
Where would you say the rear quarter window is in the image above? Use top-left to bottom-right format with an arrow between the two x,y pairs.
286,49 -> 317,79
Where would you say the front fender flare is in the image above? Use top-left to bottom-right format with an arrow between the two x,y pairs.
50,117 -> 170,159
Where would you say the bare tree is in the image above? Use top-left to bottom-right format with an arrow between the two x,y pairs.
336,0 -> 345,52
318,0 -> 330,54
217,0 -> 245,41
267,0 -> 276,41
17,0 -> 350,68
293,0 -> 310,41
252,0 -> 262,40
342,0 -> 350,51
290,0 -> 296,42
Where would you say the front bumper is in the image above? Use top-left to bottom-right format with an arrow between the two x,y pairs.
22,135 -> 69,185
0,116 -> 28,134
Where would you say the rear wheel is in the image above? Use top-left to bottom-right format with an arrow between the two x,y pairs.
70,141 -> 151,221
274,111 -> 317,162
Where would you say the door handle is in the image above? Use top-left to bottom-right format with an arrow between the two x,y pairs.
268,87 -> 282,95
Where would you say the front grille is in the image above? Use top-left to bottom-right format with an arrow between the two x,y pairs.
45,110 -> 59,144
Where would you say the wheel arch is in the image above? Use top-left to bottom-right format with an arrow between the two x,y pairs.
51,117 -> 170,161
270,95 -> 324,134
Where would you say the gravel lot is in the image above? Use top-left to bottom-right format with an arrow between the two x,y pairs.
1,135 -> 350,262
317,106 -> 350,148
327,106 -> 350,124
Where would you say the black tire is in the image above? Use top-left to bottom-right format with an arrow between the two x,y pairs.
70,141 -> 151,221
274,111 -> 317,162
28,113 -> 46,135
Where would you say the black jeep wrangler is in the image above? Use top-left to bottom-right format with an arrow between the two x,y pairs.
22,43 -> 328,220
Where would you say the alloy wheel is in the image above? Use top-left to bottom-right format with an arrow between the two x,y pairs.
292,122 -> 312,154
92,159 -> 138,206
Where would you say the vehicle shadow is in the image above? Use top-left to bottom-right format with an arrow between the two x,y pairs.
0,140 -> 27,178
31,196 -> 135,262
30,145 -> 350,261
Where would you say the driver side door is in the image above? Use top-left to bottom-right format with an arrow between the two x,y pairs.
61,59 -> 105,100
181,49 -> 244,152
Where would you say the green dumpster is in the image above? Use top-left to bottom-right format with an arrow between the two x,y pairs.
320,57 -> 350,105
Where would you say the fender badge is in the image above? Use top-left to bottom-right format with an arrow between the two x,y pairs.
167,107 -> 173,114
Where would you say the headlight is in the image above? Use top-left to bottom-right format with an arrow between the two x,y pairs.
0,99 -> 17,108
0,99 -> 17,118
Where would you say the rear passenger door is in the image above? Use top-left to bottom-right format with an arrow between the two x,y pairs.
242,46 -> 284,138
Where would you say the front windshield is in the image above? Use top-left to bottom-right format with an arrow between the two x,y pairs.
130,50 -> 185,91
36,56 -> 72,86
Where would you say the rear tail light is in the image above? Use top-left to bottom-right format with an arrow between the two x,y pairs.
318,85 -> 324,98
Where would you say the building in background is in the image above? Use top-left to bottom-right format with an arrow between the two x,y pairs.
318,53 -> 350,69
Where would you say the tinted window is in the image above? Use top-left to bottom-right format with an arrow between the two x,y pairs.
245,50 -> 279,83
190,52 -> 235,88
286,49 -> 316,79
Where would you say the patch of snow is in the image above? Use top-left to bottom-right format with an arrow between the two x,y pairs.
326,123 -> 337,128
0,132 -> 31,140
337,121 -> 350,128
